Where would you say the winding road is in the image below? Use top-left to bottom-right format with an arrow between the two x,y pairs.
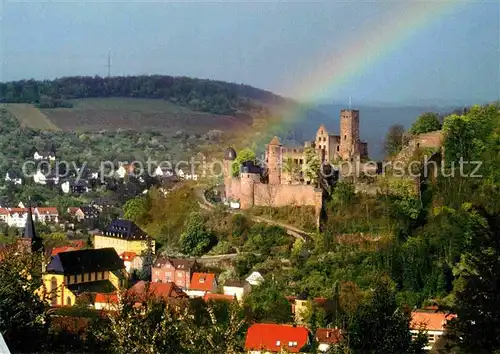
195,186 -> 314,242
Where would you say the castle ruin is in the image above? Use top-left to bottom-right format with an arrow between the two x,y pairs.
223,109 -> 368,219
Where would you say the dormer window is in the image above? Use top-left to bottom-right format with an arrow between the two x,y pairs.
276,340 -> 280,346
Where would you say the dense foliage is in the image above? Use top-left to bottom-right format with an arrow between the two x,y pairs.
0,76 -> 286,115
409,112 -> 442,135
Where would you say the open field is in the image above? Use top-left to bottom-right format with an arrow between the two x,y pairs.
3,98 -> 253,134
0,103 -> 60,131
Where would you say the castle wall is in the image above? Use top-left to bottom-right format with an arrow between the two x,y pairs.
253,183 -> 318,208
413,130 -> 443,149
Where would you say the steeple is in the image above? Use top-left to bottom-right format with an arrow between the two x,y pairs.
24,200 -> 43,253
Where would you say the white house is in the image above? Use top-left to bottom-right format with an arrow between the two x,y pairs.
177,169 -> 185,179
7,208 -> 28,228
33,151 -> 55,161
223,280 -> 251,301
153,166 -> 173,177
0,208 -> 9,224
119,252 -> 143,274
33,170 -> 47,185
245,271 -> 265,286
410,311 -> 457,351
61,181 -> 70,194
186,272 -> 217,298
34,207 -> 59,224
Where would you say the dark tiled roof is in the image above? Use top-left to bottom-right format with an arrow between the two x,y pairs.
103,219 -> 147,240
80,206 -> 100,216
46,248 -> 124,275
241,161 -> 262,174
154,257 -> 197,270
224,147 -> 237,161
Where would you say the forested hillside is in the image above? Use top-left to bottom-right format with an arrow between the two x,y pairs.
0,75 -> 286,115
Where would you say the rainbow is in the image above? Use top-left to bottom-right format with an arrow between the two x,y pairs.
254,1 -> 463,146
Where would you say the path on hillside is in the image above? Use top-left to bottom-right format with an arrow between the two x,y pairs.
194,187 -> 313,242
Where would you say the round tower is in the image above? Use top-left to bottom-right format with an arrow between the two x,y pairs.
240,172 -> 256,209
223,147 -> 236,200
339,109 -> 360,160
266,136 -> 282,185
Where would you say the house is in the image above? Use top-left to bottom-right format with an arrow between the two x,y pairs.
128,281 -> 188,302
5,171 -> 22,185
245,271 -> 265,286
91,196 -> 118,212
34,207 -> 59,224
50,240 -> 86,257
93,219 -> 154,256
315,328 -> 342,353
68,206 -> 100,222
223,279 -> 251,301
245,323 -> 310,353
7,208 -> 29,228
33,170 -> 47,185
152,257 -> 198,289
33,150 -> 56,161
287,294 -> 333,324
94,292 -> 119,310
61,180 -> 90,194
0,208 -> 9,224
410,311 -> 457,351
41,247 -> 127,307
119,251 -> 143,273
186,272 -> 217,298
153,166 -> 173,178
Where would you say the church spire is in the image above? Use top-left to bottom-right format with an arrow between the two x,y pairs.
24,199 -> 43,253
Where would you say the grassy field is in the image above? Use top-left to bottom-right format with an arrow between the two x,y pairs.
0,103 -> 60,131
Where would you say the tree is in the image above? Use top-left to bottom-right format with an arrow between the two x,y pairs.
446,207 -> 500,353
384,124 -> 405,157
303,147 -> 321,186
244,280 -> 292,324
0,249 -> 49,352
409,112 -> 441,135
123,195 -> 151,226
179,212 -> 216,256
232,148 -> 256,177
345,277 -> 426,354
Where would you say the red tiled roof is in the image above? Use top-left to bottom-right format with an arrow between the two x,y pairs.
67,207 -> 81,214
316,328 -> 342,344
36,207 -> 58,215
8,208 -> 28,214
245,323 -> 309,353
129,281 -> 187,300
0,208 -> 9,215
50,240 -> 85,257
189,272 -> 216,292
95,292 -> 119,304
120,251 -> 137,261
410,311 -> 457,331
203,293 -> 235,302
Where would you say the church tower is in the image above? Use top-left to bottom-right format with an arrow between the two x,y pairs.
266,136 -> 282,185
20,202 -> 43,254
339,109 -> 360,160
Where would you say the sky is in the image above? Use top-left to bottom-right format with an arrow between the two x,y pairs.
1,1 -> 499,105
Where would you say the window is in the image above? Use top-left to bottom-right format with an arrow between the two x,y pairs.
73,275 -> 77,283
102,271 -> 106,279
66,296 -> 71,306
276,341 -> 280,346
428,334 -> 435,342
50,277 -> 58,306
344,135 -> 347,139
337,146 -> 340,151
323,137 -> 326,141
97,272 -> 101,280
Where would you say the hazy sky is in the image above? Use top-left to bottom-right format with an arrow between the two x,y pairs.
1,1 -> 499,105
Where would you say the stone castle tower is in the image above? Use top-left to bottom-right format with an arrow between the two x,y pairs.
339,109 -> 360,160
266,136 -> 282,184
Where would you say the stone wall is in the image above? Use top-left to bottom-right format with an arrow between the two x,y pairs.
412,130 -> 443,149
253,183 -> 319,208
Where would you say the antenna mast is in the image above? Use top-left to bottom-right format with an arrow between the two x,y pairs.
107,51 -> 111,78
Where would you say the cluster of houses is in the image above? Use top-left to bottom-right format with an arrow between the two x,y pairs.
1,208 -> 456,353
0,203 -> 102,228
4,149 -> 198,192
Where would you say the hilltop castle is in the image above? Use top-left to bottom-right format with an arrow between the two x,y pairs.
223,109 -> 368,217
